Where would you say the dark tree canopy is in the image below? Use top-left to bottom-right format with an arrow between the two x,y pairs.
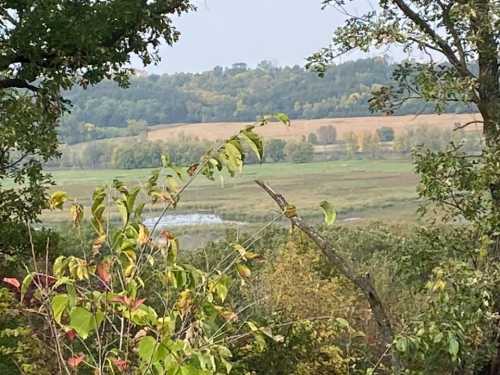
0,0 -> 192,224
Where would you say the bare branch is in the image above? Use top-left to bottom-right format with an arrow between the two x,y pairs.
453,120 -> 484,131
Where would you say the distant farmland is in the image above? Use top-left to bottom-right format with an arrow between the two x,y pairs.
147,113 -> 482,142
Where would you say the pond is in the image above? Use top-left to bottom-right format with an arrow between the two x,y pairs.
143,213 -> 225,228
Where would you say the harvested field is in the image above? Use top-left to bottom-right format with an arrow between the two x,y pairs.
148,113 -> 482,142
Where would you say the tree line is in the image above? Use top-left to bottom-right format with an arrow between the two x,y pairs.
60,58 -> 473,144
47,125 -> 483,170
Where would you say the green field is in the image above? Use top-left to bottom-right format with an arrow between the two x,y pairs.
44,159 -> 420,225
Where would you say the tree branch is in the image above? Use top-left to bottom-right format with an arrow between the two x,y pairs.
392,0 -> 473,80
0,78 -> 40,92
453,120 -> 484,131
255,180 -> 402,374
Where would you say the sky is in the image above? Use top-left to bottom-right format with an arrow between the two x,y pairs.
135,0 -> 376,75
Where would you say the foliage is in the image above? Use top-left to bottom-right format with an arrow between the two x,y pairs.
264,139 -> 288,163
361,132 -> 382,159
0,0 -> 193,226
308,0 -> 500,256
307,132 -> 319,145
377,127 -> 395,142
285,141 -> 315,163
415,144 -> 500,246
0,224 -> 60,276
5,117 -> 289,374
395,261 -> 499,374
316,125 -> 338,145
0,288 -> 57,374
60,57 -> 473,143
242,236 -> 375,374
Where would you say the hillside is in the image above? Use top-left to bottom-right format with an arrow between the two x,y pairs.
60,58 -> 474,144
148,113 -> 482,142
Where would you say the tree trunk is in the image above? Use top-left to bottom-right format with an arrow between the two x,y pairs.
473,2 -> 500,373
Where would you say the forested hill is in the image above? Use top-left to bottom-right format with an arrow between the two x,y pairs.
61,58 -> 469,144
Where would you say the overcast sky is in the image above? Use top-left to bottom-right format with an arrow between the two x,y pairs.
136,0 -> 383,74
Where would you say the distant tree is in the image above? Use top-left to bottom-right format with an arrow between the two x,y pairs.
343,132 -> 360,159
377,127 -> 395,142
0,0 -> 192,225
265,139 -> 287,162
307,132 -> 319,145
126,119 -> 148,136
81,142 -> 114,169
317,125 -> 337,145
361,132 -> 382,159
286,141 -> 314,163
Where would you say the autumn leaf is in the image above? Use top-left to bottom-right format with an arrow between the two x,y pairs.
220,310 -> 239,322
92,235 -> 106,256
187,163 -> 199,176
96,261 -> 112,285
137,224 -> 150,246
65,329 -> 77,342
131,298 -> 146,311
70,203 -> 84,226
2,277 -> 20,290
111,295 -> 145,311
112,358 -> 129,371
67,353 -> 85,368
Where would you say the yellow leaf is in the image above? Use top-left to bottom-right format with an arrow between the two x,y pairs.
70,203 -> 84,226
137,225 -> 150,246
236,264 -> 251,279
49,191 -> 69,210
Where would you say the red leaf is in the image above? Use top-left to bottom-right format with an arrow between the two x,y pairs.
97,261 -> 112,284
2,277 -> 20,290
67,353 -> 85,368
111,295 -> 130,305
112,358 -> 128,371
65,329 -> 77,342
112,295 -> 144,311
131,298 -> 145,311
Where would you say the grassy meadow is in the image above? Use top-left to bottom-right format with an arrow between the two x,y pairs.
44,159 -> 420,228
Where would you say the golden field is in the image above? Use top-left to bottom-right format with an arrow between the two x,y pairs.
147,113 -> 482,142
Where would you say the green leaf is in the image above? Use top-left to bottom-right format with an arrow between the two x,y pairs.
320,200 -> 336,226
138,336 -> 157,362
51,294 -> 69,324
21,273 -> 34,302
53,256 -> 67,277
448,336 -> 459,357
115,199 -> 129,226
69,307 -> 95,340
274,113 -> 290,126
240,129 -> 263,161
335,317 -> 350,329
215,282 -> 229,303
166,175 -> 180,193
395,337 -> 408,353
223,141 -> 243,175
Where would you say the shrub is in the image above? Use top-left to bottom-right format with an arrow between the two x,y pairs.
265,139 -> 287,162
377,127 -> 395,142
285,141 -> 314,163
307,132 -> 319,145
317,125 -> 337,145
